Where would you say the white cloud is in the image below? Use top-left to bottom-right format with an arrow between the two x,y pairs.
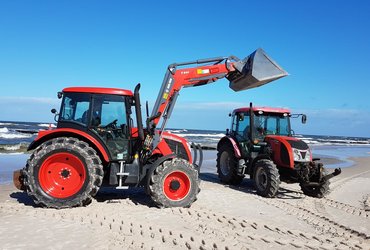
0,96 -> 59,105
176,101 -> 245,110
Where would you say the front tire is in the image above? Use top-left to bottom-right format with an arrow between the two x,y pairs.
24,137 -> 104,208
148,158 -> 199,208
216,143 -> 244,185
253,159 -> 280,197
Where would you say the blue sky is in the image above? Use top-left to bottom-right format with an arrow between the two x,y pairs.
0,1 -> 369,137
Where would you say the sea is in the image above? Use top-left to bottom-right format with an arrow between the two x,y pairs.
1,121 -> 370,184
1,121 -> 370,154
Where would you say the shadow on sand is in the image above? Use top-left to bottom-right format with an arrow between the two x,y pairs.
10,191 -> 37,207
200,172 -> 303,200
9,173 -> 303,208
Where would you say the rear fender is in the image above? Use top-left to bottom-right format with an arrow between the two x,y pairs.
28,128 -> 110,163
217,136 -> 241,158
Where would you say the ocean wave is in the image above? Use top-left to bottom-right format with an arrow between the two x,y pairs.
0,127 -> 34,139
170,132 -> 226,138
0,142 -> 29,153
38,123 -> 56,128
0,122 -> 14,126
167,129 -> 188,133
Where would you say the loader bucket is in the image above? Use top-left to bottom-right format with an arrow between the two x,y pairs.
227,48 -> 288,92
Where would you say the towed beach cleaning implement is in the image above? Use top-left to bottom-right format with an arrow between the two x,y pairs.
217,103 -> 341,198
14,48 -> 288,208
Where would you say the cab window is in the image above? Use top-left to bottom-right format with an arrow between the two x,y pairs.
60,93 -> 91,126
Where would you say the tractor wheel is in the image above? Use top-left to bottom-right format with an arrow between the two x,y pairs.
300,168 -> 330,198
148,158 -> 200,208
24,137 -> 104,208
253,159 -> 280,197
216,143 -> 244,185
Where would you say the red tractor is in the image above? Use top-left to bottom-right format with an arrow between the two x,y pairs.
217,104 -> 341,198
14,49 -> 288,208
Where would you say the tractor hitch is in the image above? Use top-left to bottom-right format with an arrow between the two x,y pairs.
322,168 -> 342,182
13,169 -> 26,191
302,168 -> 342,187
227,48 -> 288,92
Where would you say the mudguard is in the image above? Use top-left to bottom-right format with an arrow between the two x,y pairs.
217,136 -> 242,158
28,128 -> 110,162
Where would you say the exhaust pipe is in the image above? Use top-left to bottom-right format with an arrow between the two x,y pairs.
134,84 -> 145,141
227,48 -> 288,92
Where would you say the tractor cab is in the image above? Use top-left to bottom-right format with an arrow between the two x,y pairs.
57,87 -> 135,161
229,106 -> 296,157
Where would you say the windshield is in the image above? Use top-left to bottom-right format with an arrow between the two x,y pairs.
60,93 -> 91,126
253,112 -> 291,138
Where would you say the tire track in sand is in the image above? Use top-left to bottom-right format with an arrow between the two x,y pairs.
279,187 -> 370,218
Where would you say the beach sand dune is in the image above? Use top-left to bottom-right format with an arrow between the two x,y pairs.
1,157 -> 370,249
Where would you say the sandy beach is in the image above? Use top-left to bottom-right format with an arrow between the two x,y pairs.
1,151 -> 370,250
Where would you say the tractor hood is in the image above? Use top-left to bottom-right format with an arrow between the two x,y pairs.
265,135 -> 309,150
265,135 -> 311,167
227,48 -> 288,92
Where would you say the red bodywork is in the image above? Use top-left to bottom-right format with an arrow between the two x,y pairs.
31,128 -> 192,163
264,135 -> 312,169
264,135 -> 295,168
233,106 -> 291,114
63,87 -> 133,96
33,129 -> 110,162
153,132 -> 192,162
151,63 -> 234,125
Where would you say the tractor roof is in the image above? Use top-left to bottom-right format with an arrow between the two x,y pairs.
234,106 -> 291,114
63,87 -> 133,96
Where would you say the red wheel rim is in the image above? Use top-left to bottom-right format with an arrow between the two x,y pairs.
163,171 -> 191,201
39,152 -> 86,199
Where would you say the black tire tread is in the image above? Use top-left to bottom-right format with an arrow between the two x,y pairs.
23,137 -> 104,209
149,158 -> 200,208
216,143 -> 244,185
253,159 -> 280,198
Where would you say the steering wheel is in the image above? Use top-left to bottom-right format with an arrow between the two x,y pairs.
103,119 -> 118,129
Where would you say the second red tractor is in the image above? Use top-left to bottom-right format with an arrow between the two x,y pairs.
217,104 -> 341,198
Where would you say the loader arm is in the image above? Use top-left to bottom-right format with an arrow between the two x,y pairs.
143,48 -> 288,152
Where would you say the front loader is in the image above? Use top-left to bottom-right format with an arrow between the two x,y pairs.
14,48 -> 288,208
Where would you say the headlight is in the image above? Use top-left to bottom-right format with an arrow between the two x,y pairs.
293,149 -> 301,161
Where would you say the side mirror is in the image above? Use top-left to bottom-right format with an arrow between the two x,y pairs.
57,92 -> 63,99
302,114 -> 307,124
51,108 -> 59,122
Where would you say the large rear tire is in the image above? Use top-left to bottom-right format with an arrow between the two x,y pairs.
148,158 -> 199,208
253,159 -> 280,197
24,137 -> 104,208
216,143 -> 244,185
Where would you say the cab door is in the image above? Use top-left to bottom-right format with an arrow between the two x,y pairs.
90,94 -> 131,161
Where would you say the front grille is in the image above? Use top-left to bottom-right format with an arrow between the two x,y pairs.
301,151 -> 306,159
164,139 -> 189,161
287,140 -> 309,150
